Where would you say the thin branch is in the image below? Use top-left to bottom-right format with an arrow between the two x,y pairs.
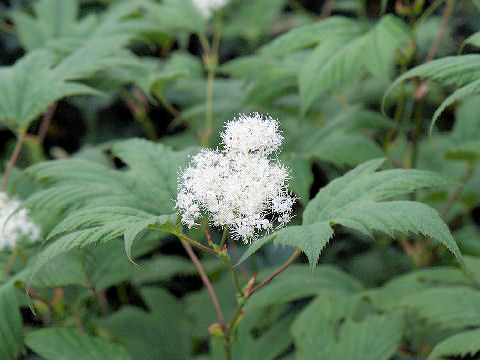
425,0 -> 455,63
181,240 -> 226,332
249,248 -> 301,296
1,131 -> 25,191
38,102 -> 58,144
440,162 -> 475,219
174,231 -> 218,255
320,0 -> 335,19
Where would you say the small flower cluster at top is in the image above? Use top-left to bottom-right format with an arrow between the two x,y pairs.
175,113 -> 296,243
192,0 -> 227,19
0,192 -> 40,251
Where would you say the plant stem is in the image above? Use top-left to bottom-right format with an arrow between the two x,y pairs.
440,161 -> 475,219
320,0 -> 335,19
221,258 -> 244,297
156,93 -> 201,141
219,227 -> 229,248
222,247 -> 302,358
384,60 -> 408,150
174,231 -> 218,255
412,0 -> 445,33
1,131 -> 25,191
200,12 -> 223,146
181,239 -> 227,332
425,0 -> 455,62
249,248 -> 302,296
4,247 -> 18,280
38,102 -> 58,144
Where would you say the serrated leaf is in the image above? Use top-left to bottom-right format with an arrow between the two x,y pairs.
431,78 -> 480,133
331,201 -> 464,266
25,328 -> 131,360
25,139 -> 196,215
292,292 -> 403,360
299,37 -> 366,112
0,34 -> 130,132
0,285 -> 23,360
427,328 -> 480,360
402,286 -> 480,330
384,55 -> 480,130
11,0 -> 90,51
301,158 -> 462,269
364,15 -> 410,80
260,16 -> 366,57
32,207 -> 176,277
274,222 -> 333,274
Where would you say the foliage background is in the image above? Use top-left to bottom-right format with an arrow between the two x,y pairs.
1,0 -> 480,359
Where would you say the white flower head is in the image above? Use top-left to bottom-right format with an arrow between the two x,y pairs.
192,0 -> 228,19
0,192 -> 40,251
175,113 -> 296,243
221,113 -> 283,156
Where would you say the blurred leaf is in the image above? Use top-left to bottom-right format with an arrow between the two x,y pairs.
260,17 -> 366,57
427,328 -> 480,360
11,0 -> 93,51
280,152 -> 313,203
292,292 -> 403,360
402,287 -> 480,330
0,35 -> 130,133
385,55 -> 480,133
245,265 -> 363,309
25,328 -> 132,360
0,285 -> 23,360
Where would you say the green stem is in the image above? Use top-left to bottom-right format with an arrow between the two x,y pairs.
219,227 -> 229,248
173,231 -> 218,255
412,0 -> 445,34
222,248 -> 301,358
221,258 -> 244,297
384,60 -> 409,150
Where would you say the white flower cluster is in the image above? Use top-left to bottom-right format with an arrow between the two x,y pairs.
175,113 -> 296,243
0,192 -> 40,251
192,0 -> 227,19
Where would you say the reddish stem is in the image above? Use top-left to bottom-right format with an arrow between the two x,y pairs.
249,248 -> 301,296
1,132 -> 25,191
38,102 -> 58,144
181,240 -> 226,332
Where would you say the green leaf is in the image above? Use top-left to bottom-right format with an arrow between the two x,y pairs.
25,328 -> 132,360
427,328 -> 480,360
384,55 -> 480,131
245,265 -> 363,309
364,15 -> 410,80
302,158 -> 462,268
402,287 -> 480,329
11,0 -> 90,51
330,313 -> 404,360
273,222 -> 333,274
32,207 -> 177,277
431,78 -> 480,134
299,37 -> 366,113
461,31 -> 480,51
260,16 -> 366,57
292,292 -> 404,360
0,285 -> 23,360
0,34 -> 130,133
25,139 -> 196,215
299,15 -> 409,112
331,201 -> 463,266
280,153 -> 313,203
145,0 -> 205,33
